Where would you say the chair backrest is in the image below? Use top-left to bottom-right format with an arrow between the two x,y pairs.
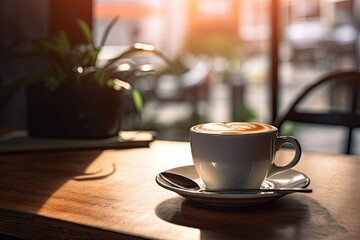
274,71 -> 360,154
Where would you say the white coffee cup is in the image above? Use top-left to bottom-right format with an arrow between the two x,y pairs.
190,122 -> 302,190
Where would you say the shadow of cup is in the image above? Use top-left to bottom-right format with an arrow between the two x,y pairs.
155,194 -> 346,239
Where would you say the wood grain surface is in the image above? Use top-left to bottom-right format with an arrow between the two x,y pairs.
0,141 -> 359,240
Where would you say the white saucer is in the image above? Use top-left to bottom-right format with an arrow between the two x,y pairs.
156,165 -> 310,207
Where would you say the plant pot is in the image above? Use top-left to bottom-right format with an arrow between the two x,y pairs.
26,83 -> 122,139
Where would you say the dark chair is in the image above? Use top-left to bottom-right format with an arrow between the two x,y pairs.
274,71 -> 360,154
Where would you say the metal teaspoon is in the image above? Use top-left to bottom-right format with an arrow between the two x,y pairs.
159,172 -> 312,194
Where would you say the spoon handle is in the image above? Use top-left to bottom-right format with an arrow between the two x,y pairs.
159,172 -> 200,190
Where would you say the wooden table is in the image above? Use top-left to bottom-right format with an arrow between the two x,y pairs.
0,141 -> 359,240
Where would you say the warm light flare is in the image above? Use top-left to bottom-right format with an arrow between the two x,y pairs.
113,79 -> 132,91
139,64 -> 154,72
76,66 -> 84,74
133,43 -> 155,52
117,63 -> 132,71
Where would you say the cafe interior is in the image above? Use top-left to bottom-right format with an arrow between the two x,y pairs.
0,0 -> 359,239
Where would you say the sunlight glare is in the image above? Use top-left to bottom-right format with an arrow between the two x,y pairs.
117,63 -> 132,72
133,43 -> 156,52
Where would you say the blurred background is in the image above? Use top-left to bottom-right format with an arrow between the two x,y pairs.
1,0 -> 359,154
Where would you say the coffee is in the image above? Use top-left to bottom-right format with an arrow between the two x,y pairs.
192,122 -> 276,135
190,122 -> 302,190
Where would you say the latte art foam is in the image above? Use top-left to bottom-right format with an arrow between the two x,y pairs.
192,122 -> 276,135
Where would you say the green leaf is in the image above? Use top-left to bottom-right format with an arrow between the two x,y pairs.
36,39 -> 60,54
55,31 -> 70,53
45,76 -> 61,91
81,48 -> 100,67
106,79 -> 115,88
77,19 -> 93,45
132,89 -> 143,113
99,17 -> 118,48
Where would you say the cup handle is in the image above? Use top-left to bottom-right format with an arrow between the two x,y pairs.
268,136 -> 302,176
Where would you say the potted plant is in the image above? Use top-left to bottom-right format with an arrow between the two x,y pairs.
0,18 -> 183,138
